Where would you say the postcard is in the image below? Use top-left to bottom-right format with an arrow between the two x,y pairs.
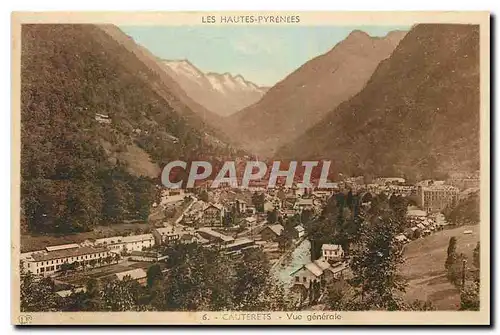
11,11 -> 490,325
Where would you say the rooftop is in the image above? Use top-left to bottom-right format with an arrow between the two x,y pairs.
95,236 -> 124,245
197,227 -> 234,242
304,262 -> 323,277
31,246 -> 109,262
46,244 -> 79,252
122,234 -> 154,243
115,268 -> 147,281
321,244 -> 342,251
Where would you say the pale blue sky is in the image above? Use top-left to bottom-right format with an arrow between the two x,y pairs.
120,25 -> 410,86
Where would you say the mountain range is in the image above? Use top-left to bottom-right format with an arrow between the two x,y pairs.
277,24 -> 480,180
161,60 -> 267,116
223,29 -> 408,157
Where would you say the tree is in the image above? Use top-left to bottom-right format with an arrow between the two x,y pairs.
61,278 -> 103,311
101,276 -> 142,311
460,279 -> 480,311
251,192 -> 265,213
89,259 -> 98,268
473,242 -> 480,269
446,253 -> 467,287
20,266 -> 58,312
445,237 -> 458,270
324,278 -> 355,310
232,248 -> 289,310
146,264 -> 162,289
199,190 -> 209,202
350,212 -> 407,310
267,209 -> 278,224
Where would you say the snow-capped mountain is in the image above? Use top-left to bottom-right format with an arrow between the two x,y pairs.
162,60 -> 267,117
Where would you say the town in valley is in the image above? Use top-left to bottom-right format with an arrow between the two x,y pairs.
16,18 -> 484,316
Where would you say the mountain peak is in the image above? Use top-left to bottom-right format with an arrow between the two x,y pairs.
161,60 -> 266,116
347,29 -> 372,40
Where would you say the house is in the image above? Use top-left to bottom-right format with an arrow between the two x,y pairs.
95,113 -> 111,124
23,245 -> 112,277
197,227 -> 234,245
295,198 -> 314,212
128,251 -> 167,263
395,234 -> 409,244
290,262 -> 323,289
202,203 -> 225,226
259,224 -> 284,241
113,268 -> 148,285
122,234 -> 155,253
321,244 -> 344,262
153,226 -> 180,245
263,200 -> 275,212
94,236 -> 125,253
246,206 -> 257,215
291,259 -> 348,290
294,225 -> 305,239
280,209 -> 296,219
407,208 -> 427,218
374,177 -> 405,186
244,217 -> 257,225
230,199 -> 247,214
55,286 -> 86,298
224,238 -> 256,254
326,261 -> 348,280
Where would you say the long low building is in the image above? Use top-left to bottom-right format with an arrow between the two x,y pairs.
94,233 -> 155,254
22,244 -> 113,277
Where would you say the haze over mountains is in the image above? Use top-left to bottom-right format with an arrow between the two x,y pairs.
162,60 -> 267,116
278,24 -> 480,180
224,29 -> 408,156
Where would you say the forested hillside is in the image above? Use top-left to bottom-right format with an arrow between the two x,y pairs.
21,24 -> 233,234
278,24 -> 480,180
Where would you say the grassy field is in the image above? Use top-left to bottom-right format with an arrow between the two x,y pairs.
401,224 -> 479,310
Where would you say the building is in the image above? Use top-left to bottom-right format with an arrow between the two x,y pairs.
224,238 -> 256,254
321,244 -> 344,262
417,184 -> 459,213
202,204 -> 225,226
128,251 -> 167,263
447,178 -> 480,190
290,259 -> 348,290
122,234 -> 155,253
197,227 -> 234,245
94,236 -> 125,253
291,262 -> 323,289
94,113 -> 111,124
22,244 -> 112,277
113,268 -> 148,285
291,260 -> 348,289
153,226 -> 180,245
244,217 -> 257,225
259,224 -> 284,241
294,225 -> 305,239
295,198 -> 314,212
246,206 -> 257,215
230,199 -> 247,214
375,177 -> 406,185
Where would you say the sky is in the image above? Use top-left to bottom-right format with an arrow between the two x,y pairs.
120,25 -> 410,87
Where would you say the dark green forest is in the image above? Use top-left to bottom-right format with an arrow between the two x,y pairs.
21,24 -> 233,234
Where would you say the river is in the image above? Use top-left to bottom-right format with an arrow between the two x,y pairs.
271,239 -> 311,290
